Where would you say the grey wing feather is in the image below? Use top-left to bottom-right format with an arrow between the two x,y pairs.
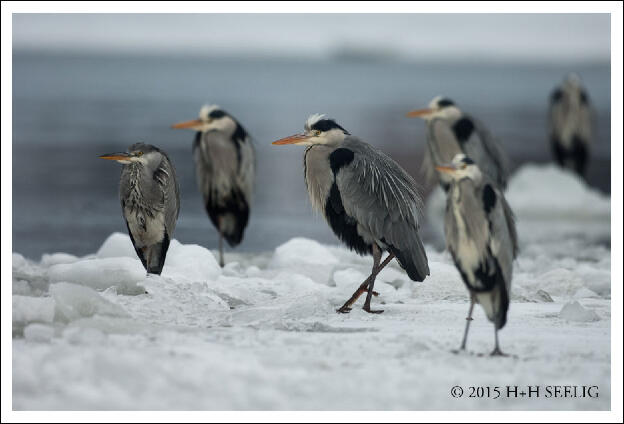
487,187 -> 517,291
468,116 -> 509,188
155,155 -> 180,238
237,135 -> 256,203
426,119 -> 463,167
336,137 -> 429,280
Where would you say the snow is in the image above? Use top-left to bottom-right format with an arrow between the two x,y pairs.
12,164 -> 611,410
559,301 -> 601,323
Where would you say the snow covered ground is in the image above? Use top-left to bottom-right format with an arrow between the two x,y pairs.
12,164 -> 611,410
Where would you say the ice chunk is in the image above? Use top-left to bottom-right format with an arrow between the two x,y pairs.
23,323 -> 55,342
269,238 -> 340,284
559,301 -> 600,322
535,289 -> 554,303
40,252 -> 80,267
13,295 -> 56,327
47,257 -> 146,295
332,268 -> 366,289
12,253 -> 30,270
506,164 -> 610,219
162,240 -> 221,281
13,279 -> 32,296
573,288 -> 600,299
96,232 -> 138,259
49,282 -> 130,323
530,268 -> 586,297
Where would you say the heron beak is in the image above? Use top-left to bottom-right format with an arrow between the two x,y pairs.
435,165 -> 456,174
406,108 -> 433,118
272,134 -> 311,145
171,119 -> 203,130
99,152 -> 131,161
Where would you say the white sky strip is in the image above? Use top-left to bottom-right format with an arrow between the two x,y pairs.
12,13 -> 610,63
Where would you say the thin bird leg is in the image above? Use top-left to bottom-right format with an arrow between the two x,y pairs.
217,217 -> 225,268
337,246 -> 395,313
490,329 -> 506,357
362,245 -> 385,314
460,296 -> 476,350
336,245 -> 381,313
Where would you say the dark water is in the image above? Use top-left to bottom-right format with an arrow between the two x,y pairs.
12,51 -> 611,259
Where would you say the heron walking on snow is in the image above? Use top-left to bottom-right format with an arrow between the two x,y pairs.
172,105 -> 255,267
273,114 -> 430,313
407,96 -> 509,190
99,143 -> 180,275
437,153 -> 517,355
549,74 -> 593,177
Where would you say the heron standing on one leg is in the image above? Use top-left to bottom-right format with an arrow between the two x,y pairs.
172,105 -> 255,267
99,143 -> 180,275
273,114 -> 430,313
549,74 -> 593,177
406,96 -> 509,191
436,153 -> 517,355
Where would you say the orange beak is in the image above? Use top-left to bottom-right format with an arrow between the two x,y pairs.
171,119 -> 203,130
272,134 -> 311,145
99,152 -> 130,161
435,165 -> 456,174
405,108 -> 433,118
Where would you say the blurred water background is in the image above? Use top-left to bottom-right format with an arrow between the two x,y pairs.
12,50 -> 610,259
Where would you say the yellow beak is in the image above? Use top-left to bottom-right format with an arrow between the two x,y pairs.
435,165 -> 456,174
171,119 -> 203,130
272,134 -> 311,145
405,108 -> 433,118
99,152 -> 130,161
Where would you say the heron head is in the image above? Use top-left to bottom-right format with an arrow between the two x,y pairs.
171,104 -> 237,134
565,73 -> 582,88
406,96 -> 461,121
272,114 -> 350,147
435,153 -> 482,182
99,142 -> 161,166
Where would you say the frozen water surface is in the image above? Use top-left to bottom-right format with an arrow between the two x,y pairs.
12,164 -> 611,410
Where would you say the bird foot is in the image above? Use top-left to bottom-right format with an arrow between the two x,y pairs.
362,306 -> 384,314
490,348 -> 508,357
335,289 -> 380,314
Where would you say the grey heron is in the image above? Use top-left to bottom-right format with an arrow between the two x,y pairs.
273,114 -> 430,313
549,74 -> 593,177
406,96 -> 509,190
436,153 -> 517,355
99,143 -> 180,275
172,105 -> 255,267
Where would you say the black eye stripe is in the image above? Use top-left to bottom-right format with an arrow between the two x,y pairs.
311,119 -> 350,135
437,98 -> 455,107
208,110 -> 226,119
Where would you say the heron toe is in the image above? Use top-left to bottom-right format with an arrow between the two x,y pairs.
490,347 -> 508,357
362,306 -> 384,314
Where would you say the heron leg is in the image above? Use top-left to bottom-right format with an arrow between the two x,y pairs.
490,329 -> 507,357
217,217 -> 225,268
362,275 -> 384,314
460,296 -> 476,350
337,245 -> 394,314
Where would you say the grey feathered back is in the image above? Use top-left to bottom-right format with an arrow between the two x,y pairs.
335,137 -> 430,280
421,115 -> 509,189
119,146 -> 180,238
549,81 -> 593,147
444,179 -> 517,292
